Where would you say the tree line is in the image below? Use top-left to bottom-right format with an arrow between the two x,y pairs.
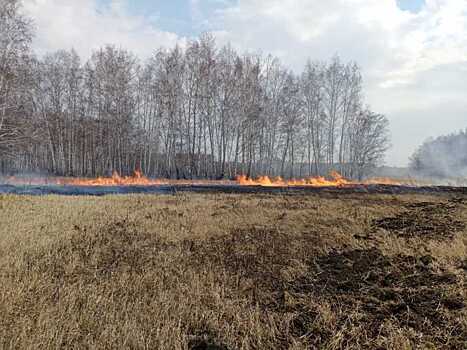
0,0 -> 390,180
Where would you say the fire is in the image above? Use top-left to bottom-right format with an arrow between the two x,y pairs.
236,171 -> 352,187
60,170 -> 165,186
235,171 -> 410,187
1,170 -> 408,187
57,170 -> 233,186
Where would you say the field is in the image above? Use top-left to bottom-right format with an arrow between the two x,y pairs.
0,192 -> 466,349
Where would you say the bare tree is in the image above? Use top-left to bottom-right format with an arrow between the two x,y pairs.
348,110 -> 390,179
0,4 -> 391,180
0,0 -> 33,161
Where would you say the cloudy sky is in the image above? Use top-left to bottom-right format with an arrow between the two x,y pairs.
22,0 -> 467,166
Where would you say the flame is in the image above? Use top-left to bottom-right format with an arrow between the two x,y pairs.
57,170 -> 234,186
1,170 -> 410,187
236,171 -> 353,187
60,170 -> 165,186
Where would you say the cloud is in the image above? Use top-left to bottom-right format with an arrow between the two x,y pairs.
22,0 -> 182,59
212,0 -> 466,83
209,0 -> 467,165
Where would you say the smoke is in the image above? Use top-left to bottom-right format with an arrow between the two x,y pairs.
0,172 -> 56,185
410,130 -> 467,184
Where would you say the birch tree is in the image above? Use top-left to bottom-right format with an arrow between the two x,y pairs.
1,18 -> 391,180
0,0 -> 33,159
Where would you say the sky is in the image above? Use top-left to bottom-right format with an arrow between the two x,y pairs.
22,0 -> 467,167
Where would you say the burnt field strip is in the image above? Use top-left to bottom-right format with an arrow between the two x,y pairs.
1,183 -> 467,196
0,192 -> 466,349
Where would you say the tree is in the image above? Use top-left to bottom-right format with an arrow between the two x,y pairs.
0,0 -> 34,160
1,22 -> 391,180
348,110 -> 390,179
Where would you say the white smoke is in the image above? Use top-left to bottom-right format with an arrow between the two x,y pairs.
410,129 -> 467,184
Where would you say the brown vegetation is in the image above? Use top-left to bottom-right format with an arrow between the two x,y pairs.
0,192 -> 466,349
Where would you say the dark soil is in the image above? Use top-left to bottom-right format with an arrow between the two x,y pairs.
372,199 -> 465,239
295,248 -> 465,347
191,227 -> 467,348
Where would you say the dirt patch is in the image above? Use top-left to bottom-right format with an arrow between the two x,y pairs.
189,338 -> 229,350
192,227 -> 466,348
191,227 -> 321,309
296,248 -> 466,346
461,258 -> 467,271
291,248 -> 466,347
372,200 -> 465,239
188,327 -> 230,350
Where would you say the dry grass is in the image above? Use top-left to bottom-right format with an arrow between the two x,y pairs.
0,192 -> 466,349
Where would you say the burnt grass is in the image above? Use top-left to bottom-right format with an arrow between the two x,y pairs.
192,228 -> 467,348
0,193 -> 466,349
372,199 -> 466,239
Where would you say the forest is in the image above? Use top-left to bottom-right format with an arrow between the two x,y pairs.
0,0 -> 390,180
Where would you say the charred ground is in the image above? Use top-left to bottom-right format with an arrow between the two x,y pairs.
0,192 -> 466,349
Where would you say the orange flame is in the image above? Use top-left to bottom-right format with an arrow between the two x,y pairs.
57,170 -> 234,186
238,172 -> 409,187
236,171 -> 355,187
2,170 -> 408,187
60,170 -> 164,186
